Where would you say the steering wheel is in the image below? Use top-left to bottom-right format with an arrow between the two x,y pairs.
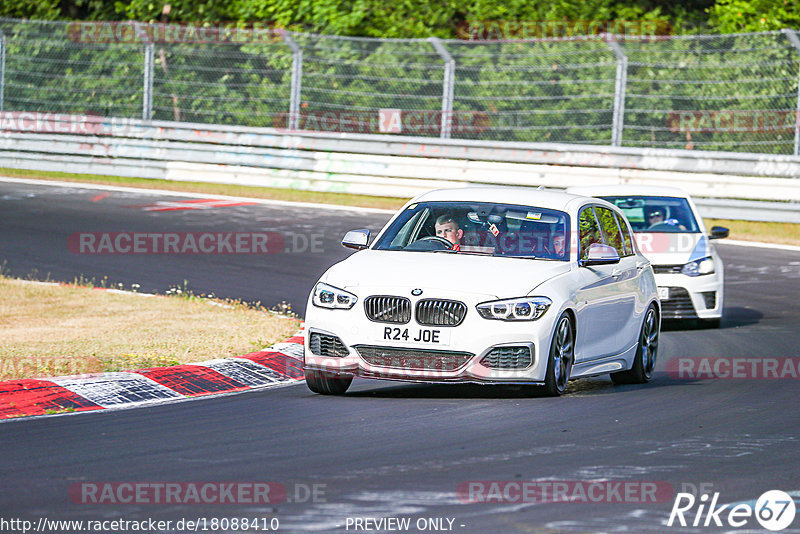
648,222 -> 675,231
419,235 -> 455,248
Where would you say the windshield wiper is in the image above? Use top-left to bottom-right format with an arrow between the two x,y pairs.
431,249 -> 494,256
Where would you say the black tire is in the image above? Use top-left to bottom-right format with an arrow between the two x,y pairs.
542,313 -> 574,396
611,304 -> 659,385
305,369 -> 353,395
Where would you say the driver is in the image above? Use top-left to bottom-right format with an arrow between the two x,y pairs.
646,207 -> 686,230
435,213 -> 463,251
552,233 -> 566,257
646,207 -> 666,229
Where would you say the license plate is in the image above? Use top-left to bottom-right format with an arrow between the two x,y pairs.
377,326 -> 451,346
658,287 -> 670,300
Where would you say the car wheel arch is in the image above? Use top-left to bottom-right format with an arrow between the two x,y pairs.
552,307 -> 578,352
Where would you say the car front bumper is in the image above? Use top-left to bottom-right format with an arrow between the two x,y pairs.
304,289 -> 560,385
655,271 -> 723,320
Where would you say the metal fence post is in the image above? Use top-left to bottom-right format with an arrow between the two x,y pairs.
142,43 -> 154,121
0,32 -> 6,112
782,29 -> 800,156
283,32 -> 302,131
428,37 -> 455,139
605,34 -> 628,147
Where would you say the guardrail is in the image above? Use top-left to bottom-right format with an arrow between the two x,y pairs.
1,115 -> 799,222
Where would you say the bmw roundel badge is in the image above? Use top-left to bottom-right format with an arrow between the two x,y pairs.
411,288 -> 423,296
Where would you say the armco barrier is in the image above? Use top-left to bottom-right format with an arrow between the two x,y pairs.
1,116 -> 799,222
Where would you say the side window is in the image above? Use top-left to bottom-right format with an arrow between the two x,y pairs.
578,206 -> 602,260
595,207 -> 625,257
614,211 -> 634,256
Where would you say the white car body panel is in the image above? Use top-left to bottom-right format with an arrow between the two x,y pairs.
305,187 -> 659,386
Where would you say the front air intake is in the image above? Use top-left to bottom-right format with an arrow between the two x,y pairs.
309,333 -> 349,358
480,346 -> 533,369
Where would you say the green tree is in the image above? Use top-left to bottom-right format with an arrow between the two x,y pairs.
708,0 -> 800,32
0,0 -> 61,20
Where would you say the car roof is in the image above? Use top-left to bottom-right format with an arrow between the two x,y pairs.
410,187 -> 590,211
566,184 -> 690,198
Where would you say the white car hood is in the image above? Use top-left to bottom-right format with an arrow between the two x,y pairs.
322,250 -> 571,299
634,233 -> 712,265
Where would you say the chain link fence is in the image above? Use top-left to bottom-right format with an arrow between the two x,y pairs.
1,18 -> 800,155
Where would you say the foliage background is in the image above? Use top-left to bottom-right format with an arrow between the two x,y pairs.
2,1 -> 800,153
2,0 -> 800,37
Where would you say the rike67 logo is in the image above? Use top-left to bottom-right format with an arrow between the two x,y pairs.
668,490 -> 796,531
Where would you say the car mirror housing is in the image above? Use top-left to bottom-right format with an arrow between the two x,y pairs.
580,243 -> 621,266
709,226 -> 730,240
342,229 -> 370,250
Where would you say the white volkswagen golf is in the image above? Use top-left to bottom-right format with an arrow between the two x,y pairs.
304,188 -> 660,396
568,185 -> 727,327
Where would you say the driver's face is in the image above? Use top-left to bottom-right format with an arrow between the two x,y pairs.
435,222 -> 463,245
553,235 -> 565,255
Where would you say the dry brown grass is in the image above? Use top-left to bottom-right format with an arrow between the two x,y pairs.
0,277 -> 300,381
705,218 -> 800,246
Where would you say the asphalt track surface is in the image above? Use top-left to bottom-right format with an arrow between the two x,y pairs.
2,179 -> 800,533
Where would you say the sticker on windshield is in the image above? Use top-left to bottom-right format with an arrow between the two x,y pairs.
526,212 -> 542,220
407,204 -> 417,210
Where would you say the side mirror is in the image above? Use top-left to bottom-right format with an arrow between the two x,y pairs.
709,226 -> 729,240
342,229 -> 370,250
580,243 -> 621,267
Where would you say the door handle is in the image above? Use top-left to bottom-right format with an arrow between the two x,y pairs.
612,269 -> 623,279
636,261 -> 648,271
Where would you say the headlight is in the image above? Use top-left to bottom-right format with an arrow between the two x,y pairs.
681,257 -> 715,277
477,296 -> 552,321
312,282 -> 358,309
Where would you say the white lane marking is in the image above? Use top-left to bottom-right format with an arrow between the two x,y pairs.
51,372 -> 182,407
0,176 -> 396,214
723,239 -> 800,252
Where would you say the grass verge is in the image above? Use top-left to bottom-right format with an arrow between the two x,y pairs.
1,167 -> 797,245
0,275 -> 301,381
704,218 -> 800,247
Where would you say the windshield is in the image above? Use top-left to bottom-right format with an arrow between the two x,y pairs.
600,196 -> 700,233
373,201 -> 571,260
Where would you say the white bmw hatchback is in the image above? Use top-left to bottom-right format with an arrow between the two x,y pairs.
304,187 -> 660,396
568,186 -> 727,327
